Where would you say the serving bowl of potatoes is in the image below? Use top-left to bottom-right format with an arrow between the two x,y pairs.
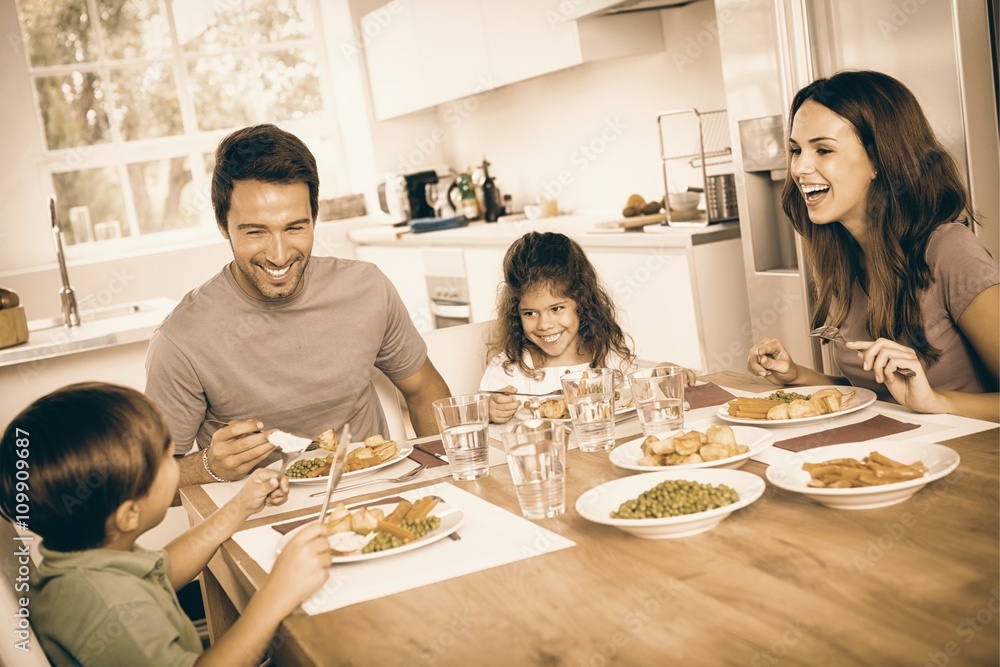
609,424 -> 774,472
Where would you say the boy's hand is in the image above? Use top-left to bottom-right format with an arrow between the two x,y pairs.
655,362 -> 698,386
488,386 -> 520,424
207,420 -> 276,481
233,469 -> 290,515
267,523 -> 332,614
747,338 -> 799,385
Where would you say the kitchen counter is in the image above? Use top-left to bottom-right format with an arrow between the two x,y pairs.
348,213 -> 740,249
0,297 -> 177,369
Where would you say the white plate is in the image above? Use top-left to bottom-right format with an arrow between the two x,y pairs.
279,441 -> 414,484
575,469 -> 765,539
716,385 -> 877,426
609,426 -> 775,472
764,441 -> 960,510
276,501 -> 464,563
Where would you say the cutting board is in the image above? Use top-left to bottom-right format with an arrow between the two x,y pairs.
0,306 -> 28,349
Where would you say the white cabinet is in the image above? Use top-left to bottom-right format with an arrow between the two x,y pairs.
354,245 -> 434,333
362,0 -> 663,120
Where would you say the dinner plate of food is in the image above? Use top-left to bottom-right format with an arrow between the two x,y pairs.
576,469 -> 765,539
279,435 -> 414,484
276,496 -> 464,563
717,386 -> 877,426
764,441 -> 960,510
609,424 -> 775,472
514,387 -> 636,421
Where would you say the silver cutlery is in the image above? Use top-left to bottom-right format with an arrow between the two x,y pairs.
309,462 -> 427,497
809,325 -> 916,378
316,423 -> 351,525
479,389 -> 563,398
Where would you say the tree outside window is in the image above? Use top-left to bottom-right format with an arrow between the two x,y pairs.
16,0 -> 343,248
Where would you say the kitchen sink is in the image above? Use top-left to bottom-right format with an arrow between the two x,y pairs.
28,302 -> 150,332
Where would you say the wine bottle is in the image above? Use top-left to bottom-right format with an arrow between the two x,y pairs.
481,158 -> 502,223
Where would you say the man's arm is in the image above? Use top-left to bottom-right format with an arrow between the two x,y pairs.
392,358 -> 451,437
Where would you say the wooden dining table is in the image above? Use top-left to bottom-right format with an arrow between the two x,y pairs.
180,373 -> 1000,666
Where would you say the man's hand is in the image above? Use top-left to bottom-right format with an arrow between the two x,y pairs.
207,420 -> 276,481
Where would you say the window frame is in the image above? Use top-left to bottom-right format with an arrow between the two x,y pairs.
17,0 -> 347,261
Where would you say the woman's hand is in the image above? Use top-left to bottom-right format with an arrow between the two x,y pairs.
748,338 -> 800,385
488,386 -> 520,424
233,468 -> 290,516
846,339 -> 945,413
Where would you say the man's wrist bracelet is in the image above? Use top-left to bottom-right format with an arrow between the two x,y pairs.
202,448 -> 229,483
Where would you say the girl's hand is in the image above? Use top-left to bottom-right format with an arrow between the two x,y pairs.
655,362 -> 698,386
266,523 -> 332,614
748,338 -> 799,385
233,468 -> 290,515
488,386 -> 520,424
846,339 -> 945,413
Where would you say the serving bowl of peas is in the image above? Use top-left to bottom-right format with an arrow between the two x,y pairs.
575,469 -> 765,539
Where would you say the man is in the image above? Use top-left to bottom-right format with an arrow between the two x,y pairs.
146,124 -> 450,487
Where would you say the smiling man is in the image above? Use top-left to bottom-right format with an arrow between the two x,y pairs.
145,124 -> 450,487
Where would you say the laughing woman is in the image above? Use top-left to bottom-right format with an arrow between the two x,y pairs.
748,70 -> 999,422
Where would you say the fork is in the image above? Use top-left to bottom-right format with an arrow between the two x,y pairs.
809,326 -> 916,378
308,462 -> 427,497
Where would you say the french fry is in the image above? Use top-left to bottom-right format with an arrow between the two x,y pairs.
405,496 -> 441,521
376,519 -> 415,541
804,451 -> 927,487
384,500 -> 412,524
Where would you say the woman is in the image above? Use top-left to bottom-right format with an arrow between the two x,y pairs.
748,70 -> 999,422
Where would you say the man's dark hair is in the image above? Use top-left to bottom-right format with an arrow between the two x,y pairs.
211,123 -> 320,231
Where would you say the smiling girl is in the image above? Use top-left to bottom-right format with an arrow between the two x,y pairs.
748,70 -> 999,422
481,232 -> 694,423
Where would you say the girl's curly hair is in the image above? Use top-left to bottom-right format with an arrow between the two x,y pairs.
487,232 -> 634,380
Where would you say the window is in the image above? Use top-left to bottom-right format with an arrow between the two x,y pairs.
15,0 -> 347,252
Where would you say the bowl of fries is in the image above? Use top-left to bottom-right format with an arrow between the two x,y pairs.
765,442 -> 960,510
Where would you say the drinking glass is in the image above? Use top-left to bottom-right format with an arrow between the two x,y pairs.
425,183 -> 441,217
628,366 -> 685,438
501,419 -> 567,519
560,368 -> 616,452
432,394 -> 490,481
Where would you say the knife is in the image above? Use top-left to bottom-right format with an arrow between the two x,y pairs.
316,423 -> 351,525
412,441 -> 449,464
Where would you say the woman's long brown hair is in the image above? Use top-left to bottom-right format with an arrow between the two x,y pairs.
487,232 -> 635,380
780,70 -> 972,364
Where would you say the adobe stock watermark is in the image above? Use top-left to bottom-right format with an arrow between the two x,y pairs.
877,0 -> 933,38
395,75 -> 500,175
339,1 -> 405,63
750,620 -> 809,666
10,427 -> 33,654
922,589 -> 1000,667
670,0 -> 751,72
537,117 -> 627,204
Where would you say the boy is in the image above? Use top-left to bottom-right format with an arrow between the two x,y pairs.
0,383 -> 332,666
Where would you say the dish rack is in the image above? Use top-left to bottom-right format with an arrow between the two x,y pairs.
657,108 -> 738,227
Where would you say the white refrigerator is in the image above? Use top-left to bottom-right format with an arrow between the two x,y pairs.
713,0 -> 999,373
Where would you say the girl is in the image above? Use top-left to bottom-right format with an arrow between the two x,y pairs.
749,70 -> 999,422
481,232 -> 695,423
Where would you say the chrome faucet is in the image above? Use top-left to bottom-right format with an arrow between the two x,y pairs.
49,195 -> 80,328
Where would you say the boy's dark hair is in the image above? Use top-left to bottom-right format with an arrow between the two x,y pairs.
0,383 -> 171,552
488,232 -> 635,379
211,123 -> 320,232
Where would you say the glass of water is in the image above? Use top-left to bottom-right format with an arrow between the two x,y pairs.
628,366 -> 685,438
560,368 -> 616,452
501,419 -> 567,519
432,395 -> 491,481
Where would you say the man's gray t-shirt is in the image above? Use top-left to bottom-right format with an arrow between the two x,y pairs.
145,256 -> 427,454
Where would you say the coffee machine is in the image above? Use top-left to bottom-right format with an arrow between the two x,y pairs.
378,170 -> 442,225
